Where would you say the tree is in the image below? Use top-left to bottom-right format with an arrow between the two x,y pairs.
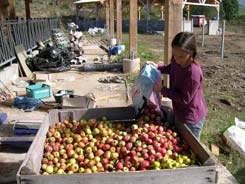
221,0 -> 239,20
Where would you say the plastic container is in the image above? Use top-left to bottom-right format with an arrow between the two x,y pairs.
53,90 -> 74,103
111,38 -> 117,46
0,112 -> 7,124
26,84 -> 50,99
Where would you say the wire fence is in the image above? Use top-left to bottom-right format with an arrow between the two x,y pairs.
0,18 -> 59,67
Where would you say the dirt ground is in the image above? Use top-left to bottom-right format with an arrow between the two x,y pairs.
197,25 -> 245,112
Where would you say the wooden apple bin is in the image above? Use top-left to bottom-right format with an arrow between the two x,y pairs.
17,107 -> 217,184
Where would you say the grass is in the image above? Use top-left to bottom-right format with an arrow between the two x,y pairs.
119,34 -> 163,63
121,33 -> 245,183
203,90 -> 245,184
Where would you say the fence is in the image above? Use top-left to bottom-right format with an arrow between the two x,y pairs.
0,18 -> 59,67
73,18 -> 164,33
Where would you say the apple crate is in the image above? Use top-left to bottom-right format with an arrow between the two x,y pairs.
17,107 -> 217,184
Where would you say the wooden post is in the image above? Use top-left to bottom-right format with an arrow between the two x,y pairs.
105,0 -> 109,30
25,0 -> 31,19
221,20 -> 225,60
138,6 -> 141,20
96,3 -> 99,27
109,0 -> 114,39
164,0 -> 182,87
9,0 -> 16,19
0,0 -> 16,21
116,0 -> 122,44
129,0 -> 138,59
160,6 -> 164,20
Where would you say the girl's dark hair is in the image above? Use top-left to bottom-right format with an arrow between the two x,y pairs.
171,32 -> 197,59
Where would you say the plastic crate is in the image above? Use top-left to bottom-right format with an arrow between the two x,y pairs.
26,84 -> 50,99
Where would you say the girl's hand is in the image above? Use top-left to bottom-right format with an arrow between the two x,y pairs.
146,61 -> 158,68
153,83 -> 162,93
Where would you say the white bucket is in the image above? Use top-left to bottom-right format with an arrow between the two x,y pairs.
111,38 -> 117,46
121,45 -> 125,51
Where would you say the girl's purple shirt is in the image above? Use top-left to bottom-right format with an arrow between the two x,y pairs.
157,60 -> 208,124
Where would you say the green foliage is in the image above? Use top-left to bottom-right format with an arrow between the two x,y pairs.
189,6 -> 218,20
61,4 -> 69,10
121,5 -> 161,20
221,0 -> 239,20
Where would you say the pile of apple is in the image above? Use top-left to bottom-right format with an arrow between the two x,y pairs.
40,102 -> 196,175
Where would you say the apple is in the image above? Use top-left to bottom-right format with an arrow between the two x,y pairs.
68,158 -> 76,164
53,151 -> 60,158
79,167 -> 85,173
45,165 -> 54,174
115,162 -> 123,170
141,160 -> 150,169
41,164 -> 47,170
123,134 -> 130,142
88,152 -> 95,160
69,163 -> 79,173
103,144 -> 110,151
87,160 -> 96,167
96,149 -> 104,157
101,158 -> 109,165
84,168 -> 92,173
91,165 -> 98,173
110,152 -> 119,160
54,131 -> 61,139
56,168 -> 65,174
60,163 -> 67,170
45,145 -> 53,153
42,158 -> 48,164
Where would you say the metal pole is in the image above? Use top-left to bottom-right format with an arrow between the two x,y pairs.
221,20 -> 225,59
201,18 -> 205,47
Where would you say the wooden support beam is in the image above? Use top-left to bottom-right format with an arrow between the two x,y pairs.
9,0 -> 16,19
105,0 -> 109,30
109,0 -> 114,39
129,0 -> 138,59
164,0 -> 182,87
0,0 -> 16,21
116,0 -> 122,44
25,0 -> 31,19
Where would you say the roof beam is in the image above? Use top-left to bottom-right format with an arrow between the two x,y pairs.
183,2 -> 219,7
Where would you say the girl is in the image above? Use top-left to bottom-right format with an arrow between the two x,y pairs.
150,32 -> 208,140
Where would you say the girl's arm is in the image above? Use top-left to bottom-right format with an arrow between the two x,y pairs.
157,63 -> 171,74
161,71 -> 201,105
146,61 -> 171,74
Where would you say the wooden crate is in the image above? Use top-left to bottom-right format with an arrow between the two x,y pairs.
17,107 -> 217,184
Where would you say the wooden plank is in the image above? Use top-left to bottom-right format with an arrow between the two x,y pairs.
15,44 -> 33,78
129,0 -> 138,59
109,0 -> 114,39
18,165 -> 216,184
164,0 -> 182,87
0,136 -> 34,145
178,123 -> 216,166
116,0 -> 122,44
49,107 -> 136,125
